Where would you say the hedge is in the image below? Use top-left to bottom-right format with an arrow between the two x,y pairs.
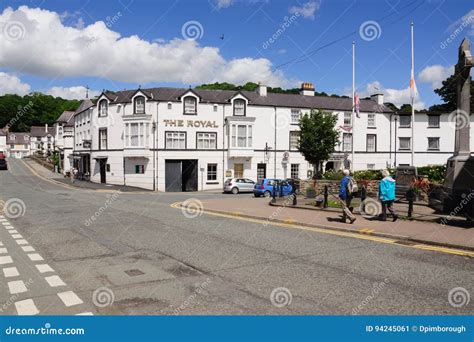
321,165 -> 446,183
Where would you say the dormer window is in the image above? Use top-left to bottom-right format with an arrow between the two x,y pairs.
99,99 -> 108,117
184,96 -> 197,115
134,96 -> 145,114
234,99 -> 246,116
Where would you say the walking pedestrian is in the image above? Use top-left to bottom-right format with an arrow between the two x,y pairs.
339,169 -> 356,223
379,169 -> 398,222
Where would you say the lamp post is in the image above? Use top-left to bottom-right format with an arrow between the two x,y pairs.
394,115 -> 399,168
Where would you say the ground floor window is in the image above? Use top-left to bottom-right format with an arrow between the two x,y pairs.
427,137 -> 440,150
367,163 -> 375,170
207,163 -> 217,181
290,163 -> 299,179
234,163 -> 244,178
135,165 -> 145,174
399,137 -> 411,150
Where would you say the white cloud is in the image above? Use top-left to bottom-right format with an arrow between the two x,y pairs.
45,86 -> 100,100
418,65 -> 454,89
289,1 -> 320,20
0,6 -> 294,88
0,72 -> 30,95
362,81 -> 425,110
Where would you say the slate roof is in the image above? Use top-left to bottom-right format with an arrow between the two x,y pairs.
98,87 -> 393,113
73,98 -> 95,116
30,126 -> 55,137
56,111 -> 75,123
7,132 -> 30,144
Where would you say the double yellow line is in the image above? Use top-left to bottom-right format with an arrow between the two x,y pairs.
171,202 -> 474,258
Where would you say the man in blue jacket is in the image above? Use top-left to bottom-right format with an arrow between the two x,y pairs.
379,169 -> 398,222
339,169 -> 354,223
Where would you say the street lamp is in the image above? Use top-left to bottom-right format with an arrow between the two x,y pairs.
394,114 -> 399,168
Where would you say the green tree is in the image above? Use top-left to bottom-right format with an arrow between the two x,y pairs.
429,74 -> 474,113
298,109 -> 340,176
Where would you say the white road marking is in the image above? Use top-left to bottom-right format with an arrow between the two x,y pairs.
9,230 -> 18,234
16,239 -> 29,245
57,291 -> 83,307
45,275 -> 66,287
21,246 -> 35,252
11,234 -> 23,239
0,218 -> 7,222
15,299 -> 39,315
5,226 -> 14,230
0,241 -> 3,246
36,264 -> 54,273
0,215 -> 4,218
76,312 -> 94,315
8,280 -> 28,294
27,253 -> 44,261
0,248 -> 7,254
0,256 -> 13,265
3,267 -> 19,277
2,222 -> 10,225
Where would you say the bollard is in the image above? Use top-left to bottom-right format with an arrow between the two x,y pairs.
291,180 -> 297,206
406,189 -> 415,220
272,182 -> 276,203
323,185 -> 328,208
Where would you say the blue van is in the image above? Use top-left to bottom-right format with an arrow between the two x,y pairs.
253,178 -> 293,197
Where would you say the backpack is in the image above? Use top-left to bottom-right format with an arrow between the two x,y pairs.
348,177 -> 358,194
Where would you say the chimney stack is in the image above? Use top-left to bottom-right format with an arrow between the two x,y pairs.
257,83 -> 267,97
370,93 -> 384,105
300,82 -> 315,96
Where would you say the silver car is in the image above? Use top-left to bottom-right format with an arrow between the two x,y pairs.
223,178 -> 256,194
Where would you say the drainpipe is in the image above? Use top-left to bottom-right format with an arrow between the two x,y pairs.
156,102 -> 159,191
152,120 -> 156,191
274,106 -> 277,178
222,104 -> 225,185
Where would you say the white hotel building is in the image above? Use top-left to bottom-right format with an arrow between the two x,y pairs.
71,83 -> 474,191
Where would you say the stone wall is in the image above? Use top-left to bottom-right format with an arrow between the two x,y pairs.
300,179 -> 380,197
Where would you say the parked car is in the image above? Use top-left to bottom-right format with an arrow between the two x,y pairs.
284,178 -> 301,194
223,178 -> 256,194
253,178 -> 293,197
0,158 -> 8,170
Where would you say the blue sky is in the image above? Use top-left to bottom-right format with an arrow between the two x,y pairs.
0,0 -> 472,108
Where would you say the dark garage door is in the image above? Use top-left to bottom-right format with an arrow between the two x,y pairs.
165,160 -> 198,192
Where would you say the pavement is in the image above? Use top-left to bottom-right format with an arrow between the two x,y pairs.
0,158 -> 472,315
190,196 -> 474,252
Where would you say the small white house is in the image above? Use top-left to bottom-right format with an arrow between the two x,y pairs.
30,125 -> 55,156
54,111 -> 75,174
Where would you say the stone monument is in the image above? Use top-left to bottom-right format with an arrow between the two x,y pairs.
429,38 -> 474,220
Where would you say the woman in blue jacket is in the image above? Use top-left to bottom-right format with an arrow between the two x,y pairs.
379,169 -> 398,222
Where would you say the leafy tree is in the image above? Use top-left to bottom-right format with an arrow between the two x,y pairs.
429,74 -> 474,113
399,104 -> 413,113
0,93 -> 79,132
298,109 -> 340,176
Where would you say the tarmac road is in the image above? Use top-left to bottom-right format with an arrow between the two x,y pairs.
0,158 -> 472,315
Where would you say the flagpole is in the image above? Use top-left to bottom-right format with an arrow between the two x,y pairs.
351,41 -> 355,172
410,22 -> 415,166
